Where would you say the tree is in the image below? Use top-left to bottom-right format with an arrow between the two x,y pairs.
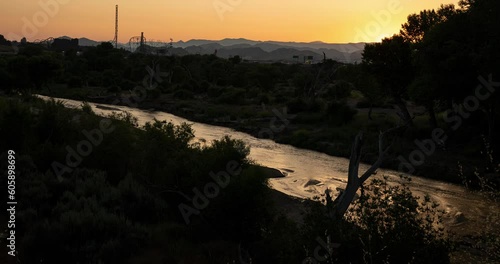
408,74 -> 439,128
463,0 -> 500,144
337,64 -> 382,120
18,44 -> 44,57
400,5 -> 460,128
400,4 -> 457,44
362,35 -> 414,125
327,124 -> 406,218
229,55 -> 242,64
0,34 -> 10,46
357,72 -> 382,120
0,57 -> 13,92
27,54 -> 63,91
7,55 -> 31,90
414,0 -> 500,139
7,53 -> 62,93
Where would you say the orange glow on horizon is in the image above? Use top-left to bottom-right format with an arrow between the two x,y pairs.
0,0 -> 459,44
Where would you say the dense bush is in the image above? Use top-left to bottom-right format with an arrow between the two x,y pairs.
286,97 -> 324,114
173,88 -> 194,99
324,100 -> 357,125
216,87 -> 246,104
18,169 -> 150,263
0,96 -> 276,263
67,75 -> 83,88
347,176 -> 450,263
302,176 -> 451,264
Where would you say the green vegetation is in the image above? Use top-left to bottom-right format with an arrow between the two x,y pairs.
2,5 -> 499,182
1,0 -> 499,262
2,11 -> 497,184
0,96 -> 272,263
303,176 -> 450,263
0,96 -> 454,263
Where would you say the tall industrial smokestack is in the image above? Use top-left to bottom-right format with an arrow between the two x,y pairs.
113,5 -> 119,48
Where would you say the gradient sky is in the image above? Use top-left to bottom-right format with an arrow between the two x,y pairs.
1,0 -> 459,44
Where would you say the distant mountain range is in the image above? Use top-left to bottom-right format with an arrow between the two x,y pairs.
56,36 -> 100,47
58,36 -> 366,63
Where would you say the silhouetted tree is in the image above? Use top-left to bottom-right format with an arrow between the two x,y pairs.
0,34 -> 10,46
362,35 -> 414,125
400,4 -> 457,44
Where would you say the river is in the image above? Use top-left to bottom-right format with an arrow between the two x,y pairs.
38,95 -> 498,234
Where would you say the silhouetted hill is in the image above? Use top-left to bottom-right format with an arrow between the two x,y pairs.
78,37 -> 100,47
172,38 -> 366,62
55,36 -> 100,47
198,43 -> 224,51
254,42 -> 288,52
50,36 -> 365,62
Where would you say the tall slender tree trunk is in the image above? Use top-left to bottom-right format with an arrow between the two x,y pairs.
395,97 -> 413,126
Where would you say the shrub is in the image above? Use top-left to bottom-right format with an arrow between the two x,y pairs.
356,99 -> 371,108
324,101 -> 357,125
107,85 -> 121,93
347,176 -> 450,264
207,86 -> 225,98
200,80 -> 211,92
147,87 -> 162,99
258,92 -> 271,104
286,97 -> 323,114
201,165 -> 271,243
289,129 -> 311,147
286,98 -> 305,113
120,79 -> 137,91
81,101 -> 94,114
67,76 -> 83,88
216,88 -> 246,105
325,81 -> 352,100
18,169 -> 149,264
301,176 -> 450,264
201,135 -> 250,170
173,89 -> 194,100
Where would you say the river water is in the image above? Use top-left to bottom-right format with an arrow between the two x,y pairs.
39,95 -> 498,231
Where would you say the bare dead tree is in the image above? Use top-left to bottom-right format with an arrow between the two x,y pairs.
327,125 -> 406,218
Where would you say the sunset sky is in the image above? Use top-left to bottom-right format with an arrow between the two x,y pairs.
1,0 -> 459,44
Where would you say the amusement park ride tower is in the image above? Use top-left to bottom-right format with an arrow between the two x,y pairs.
112,4 -> 171,53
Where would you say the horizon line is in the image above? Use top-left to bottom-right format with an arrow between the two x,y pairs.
2,34 -> 371,46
